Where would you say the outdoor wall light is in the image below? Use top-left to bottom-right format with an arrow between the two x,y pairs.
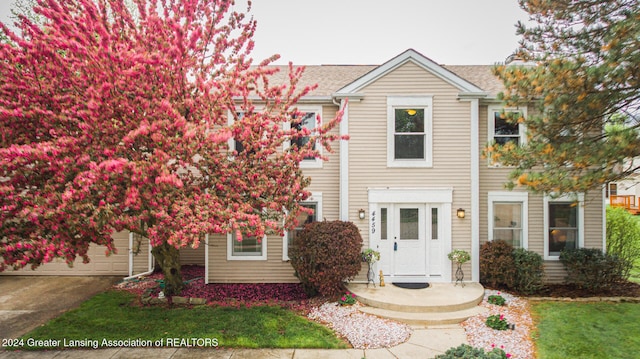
358,209 -> 366,220
457,208 -> 466,219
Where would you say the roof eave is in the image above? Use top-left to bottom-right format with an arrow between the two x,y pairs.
336,49 -> 485,95
332,93 -> 366,102
458,92 -> 490,100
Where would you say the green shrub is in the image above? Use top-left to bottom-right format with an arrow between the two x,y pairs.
559,248 -> 629,292
288,220 -> 363,296
480,240 -> 516,289
487,294 -> 506,306
435,344 -> 509,359
513,248 -> 545,295
485,314 -> 509,330
607,206 -> 640,278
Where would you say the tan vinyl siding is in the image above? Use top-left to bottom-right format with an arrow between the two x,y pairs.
347,62 -> 473,281
348,62 -> 472,246
207,234 -> 299,283
206,104 -> 340,283
131,235 -> 151,275
180,245 -> 206,265
1,231 -> 130,276
300,105 -> 341,220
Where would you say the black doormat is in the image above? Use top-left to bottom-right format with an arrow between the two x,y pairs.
392,282 -> 430,289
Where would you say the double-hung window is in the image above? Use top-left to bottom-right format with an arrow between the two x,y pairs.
488,106 -> 526,145
283,193 -> 322,260
227,110 -> 252,156
488,192 -> 528,249
544,194 -> 584,260
285,106 -> 323,168
387,96 -> 433,167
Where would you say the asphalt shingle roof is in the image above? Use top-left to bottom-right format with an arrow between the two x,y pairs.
260,63 -> 504,97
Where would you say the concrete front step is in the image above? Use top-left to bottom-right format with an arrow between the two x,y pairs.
345,282 -> 486,325
346,282 -> 485,313
360,304 -> 488,325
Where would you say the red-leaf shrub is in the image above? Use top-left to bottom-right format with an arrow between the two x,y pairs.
289,220 -> 363,296
479,240 -> 516,289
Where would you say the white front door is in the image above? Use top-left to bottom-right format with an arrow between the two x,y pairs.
374,203 -> 447,282
394,205 -> 426,276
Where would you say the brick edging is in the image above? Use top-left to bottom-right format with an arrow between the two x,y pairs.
140,288 -> 207,305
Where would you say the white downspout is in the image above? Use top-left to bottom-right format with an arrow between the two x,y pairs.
470,98 -> 480,282
128,231 -> 133,277
335,98 -> 349,221
204,234 -> 209,284
124,234 -> 154,280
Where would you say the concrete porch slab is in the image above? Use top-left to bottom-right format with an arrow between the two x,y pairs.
346,282 -> 484,313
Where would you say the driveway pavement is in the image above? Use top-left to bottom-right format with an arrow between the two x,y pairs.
0,276 -> 121,340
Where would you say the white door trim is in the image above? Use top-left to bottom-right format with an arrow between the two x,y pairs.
368,188 -> 453,283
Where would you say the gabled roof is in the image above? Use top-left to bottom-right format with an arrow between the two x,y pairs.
334,49 -> 487,96
258,49 -> 505,99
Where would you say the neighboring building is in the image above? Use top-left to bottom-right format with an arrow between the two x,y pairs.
3,49 -> 605,283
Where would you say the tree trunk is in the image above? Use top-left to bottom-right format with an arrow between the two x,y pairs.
151,242 -> 183,297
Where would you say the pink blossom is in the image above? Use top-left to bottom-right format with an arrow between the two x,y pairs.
0,0 -> 344,291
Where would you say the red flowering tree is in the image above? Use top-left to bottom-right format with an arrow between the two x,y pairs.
0,0 -> 344,295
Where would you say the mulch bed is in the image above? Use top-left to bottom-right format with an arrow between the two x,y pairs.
531,281 -> 640,298
118,265 -> 640,306
115,265 -> 325,312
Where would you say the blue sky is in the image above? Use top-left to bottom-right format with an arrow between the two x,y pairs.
1,0 -> 530,65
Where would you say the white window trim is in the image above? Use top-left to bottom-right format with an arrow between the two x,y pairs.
227,233 -> 267,261
282,192 -> 323,261
283,106 -> 323,169
487,106 -> 527,167
387,96 -> 433,168
488,191 -> 529,249
543,193 -> 585,260
227,109 -> 240,153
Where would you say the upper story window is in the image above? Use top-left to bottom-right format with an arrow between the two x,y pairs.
233,111 -> 246,154
544,194 -> 584,260
227,110 -> 253,156
292,112 -> 316,157
284,106 -> 323,169
387,96 -> 433,168
488,106 -> 526,146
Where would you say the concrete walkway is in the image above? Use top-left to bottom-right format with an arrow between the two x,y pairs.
0,324 -> 467,358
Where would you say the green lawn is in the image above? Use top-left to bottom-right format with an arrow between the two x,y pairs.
531,301 -> 640,359
12,290 -> 347,350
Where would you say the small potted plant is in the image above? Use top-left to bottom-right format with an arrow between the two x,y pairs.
448,249 -> 470,286
362,248 -> 381,264
361,248 -> 380,287
448,249 -> 471,264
